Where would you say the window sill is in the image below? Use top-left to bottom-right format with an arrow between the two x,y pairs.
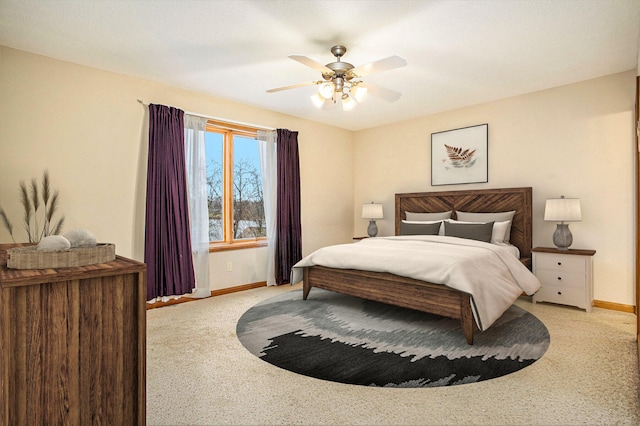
209,240 -> 268,253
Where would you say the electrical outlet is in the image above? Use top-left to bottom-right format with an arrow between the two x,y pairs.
226,262 -> 232,272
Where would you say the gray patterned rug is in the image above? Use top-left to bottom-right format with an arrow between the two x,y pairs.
236,288 -> 550,388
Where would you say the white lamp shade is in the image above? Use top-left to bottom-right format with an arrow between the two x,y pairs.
352,85 -> 368,102
362,203 -> 383,219
342,95 -> 356,111
544,197 -> 581,222
310,92 -> 325,108
319,82 -> 335,99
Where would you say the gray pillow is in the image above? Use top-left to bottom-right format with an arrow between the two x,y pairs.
444,221 -> 494,243
455,210 -> 516,241
405,211 -> 452,221
400,221 -> 442,236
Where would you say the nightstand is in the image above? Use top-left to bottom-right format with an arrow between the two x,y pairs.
532,247 -> 596,312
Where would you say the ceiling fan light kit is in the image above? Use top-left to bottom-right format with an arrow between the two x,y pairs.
341,94 -> 357,111
353,85 -> 368,102
267,45 -> 406,111
311,92 -> 325,108
318,82 -> 335,99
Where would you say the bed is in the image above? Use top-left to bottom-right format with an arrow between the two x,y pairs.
293,187 -> 535,345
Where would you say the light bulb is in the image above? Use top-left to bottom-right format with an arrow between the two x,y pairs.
342,95 -> 356,111
352,85 -> 368,102
318,82 -> 335,99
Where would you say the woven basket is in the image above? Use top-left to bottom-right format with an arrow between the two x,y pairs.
6,243 -> 116,269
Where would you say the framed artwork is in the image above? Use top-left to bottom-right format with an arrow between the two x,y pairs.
431,123 -> 488,186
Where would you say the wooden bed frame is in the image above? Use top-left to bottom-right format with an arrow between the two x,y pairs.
302,187 -> 532,345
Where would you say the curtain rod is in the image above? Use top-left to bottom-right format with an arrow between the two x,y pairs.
137,99 -> 275,131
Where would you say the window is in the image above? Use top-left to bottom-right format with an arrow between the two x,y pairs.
205,120 -> 266,250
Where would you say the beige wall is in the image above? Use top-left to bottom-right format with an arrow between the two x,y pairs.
0,47 -> 354,290
1,47 -> 636,305
353,70 -> 637,306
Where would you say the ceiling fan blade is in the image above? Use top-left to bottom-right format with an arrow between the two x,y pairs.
266,81 -> 318,93
351,55 -> 407,77
289,55 -> 333,74
359,82 -> 402,102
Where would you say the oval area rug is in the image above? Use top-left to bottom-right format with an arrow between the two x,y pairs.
237,289 -> 550,388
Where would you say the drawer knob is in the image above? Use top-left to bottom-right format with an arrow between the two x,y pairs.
557,291 -> 562,295
557,277 -> 562,280
557,262 -> 562,266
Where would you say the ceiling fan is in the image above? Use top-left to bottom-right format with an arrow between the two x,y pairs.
266,45 -> 407,110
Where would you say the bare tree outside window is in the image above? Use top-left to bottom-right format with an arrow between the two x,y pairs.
232,157 -> 265,239
205,130 -> 266,244
206,158 -> 223,241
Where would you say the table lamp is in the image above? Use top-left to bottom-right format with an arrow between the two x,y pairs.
362,202 -> 383,237
544,196 -> 581,250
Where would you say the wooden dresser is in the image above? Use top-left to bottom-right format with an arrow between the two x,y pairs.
0,244 -> 146,425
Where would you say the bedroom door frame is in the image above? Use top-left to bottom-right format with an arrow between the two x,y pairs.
635,75 -> 639,363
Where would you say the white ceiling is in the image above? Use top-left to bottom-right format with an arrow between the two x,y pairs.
1,0 -> 639,131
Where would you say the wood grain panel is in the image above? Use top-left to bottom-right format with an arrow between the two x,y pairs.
395,187 -> 532,260
0,246 -> 146,426
304,266 -> 476,344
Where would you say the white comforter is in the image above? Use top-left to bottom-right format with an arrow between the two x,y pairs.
291,235 -> 541,331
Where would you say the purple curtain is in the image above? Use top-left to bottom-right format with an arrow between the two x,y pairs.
144,104 -> 196,300
275,129 -> 302,285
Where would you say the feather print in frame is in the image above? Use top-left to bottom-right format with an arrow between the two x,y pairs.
431,124 -> 488,185
444,144 -> 477,168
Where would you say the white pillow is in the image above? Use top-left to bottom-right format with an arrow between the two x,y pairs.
491,221 -> 511,244
405,211 -> 452,221
455,211 -> 516,242
401,219 -> 446,236
447,219 -> 510,244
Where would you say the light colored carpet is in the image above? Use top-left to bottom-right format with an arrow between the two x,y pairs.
146,283 -> 639,425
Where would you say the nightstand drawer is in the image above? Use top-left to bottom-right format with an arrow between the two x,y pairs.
534,253 -> 585,272
533,285 -> 588,310
536,269 -> 585,289
532,247 -> 595,312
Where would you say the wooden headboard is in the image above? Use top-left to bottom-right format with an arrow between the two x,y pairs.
395,187 -> 533,261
